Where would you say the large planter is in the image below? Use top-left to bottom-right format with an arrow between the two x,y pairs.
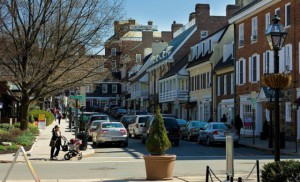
262,73 -> 292,89
144,155 -> 176,180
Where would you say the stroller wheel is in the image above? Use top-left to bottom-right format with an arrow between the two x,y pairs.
78,152 -> 83,160
64,153 -> 71,160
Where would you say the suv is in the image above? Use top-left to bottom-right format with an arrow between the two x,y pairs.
128,115 -> 153,138
141,117 -> 180,146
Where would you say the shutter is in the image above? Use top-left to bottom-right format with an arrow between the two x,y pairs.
288,44 -> 292,71
263,52 -> 266,74
279,47 -> 285,73
257,54 -> 260,81
270,51 -> 274,73
243,59 -> 246,84
249,57 -> 252,82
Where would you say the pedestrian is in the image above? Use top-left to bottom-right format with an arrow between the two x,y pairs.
53,107 -> 58,121
234,114 -> 243,139
57,110 -> 62,125
221,114 -> 227,123
49,125 -> 62,160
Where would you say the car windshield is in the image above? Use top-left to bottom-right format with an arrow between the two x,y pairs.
177,119 -> 187,125
122,116 -> 133,122
164,118 -> 178,128
117,109 -> 127,113
138,116 -> 150,123
102,123 -> 123,128
92,116 -> 108,121
213,123 -> 228,130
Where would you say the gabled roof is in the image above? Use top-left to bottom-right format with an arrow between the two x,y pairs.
231,0 -> 261,17
214,54 -> 233,70
148,24 -> 197,69
159,53 -> 189,80
186,52 -> 213,69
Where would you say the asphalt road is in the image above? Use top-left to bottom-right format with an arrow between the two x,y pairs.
1,137 -> 299,181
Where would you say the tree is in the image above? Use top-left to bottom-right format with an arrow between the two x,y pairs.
0,0 -> 124,130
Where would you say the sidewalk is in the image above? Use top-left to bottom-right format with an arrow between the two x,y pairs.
0,118 -> 95,162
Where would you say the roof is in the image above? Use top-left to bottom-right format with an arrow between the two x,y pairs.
231,0 -> 261,17
214,54 -> 233,70
186,52 -> 213,69
148,24 -> 197,69
159,54 -> 189,80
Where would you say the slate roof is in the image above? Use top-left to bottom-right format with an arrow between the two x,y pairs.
214,54 -> 233,70
148,24 -> 196,69
186,52 -> 213,69
231,0 -> 261,17
159,53 -> 189,80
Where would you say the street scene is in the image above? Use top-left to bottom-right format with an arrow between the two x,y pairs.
0,0 -> 300,182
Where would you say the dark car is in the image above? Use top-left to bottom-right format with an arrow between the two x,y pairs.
120,115 -> 135,130
115,108 -> 127,119
141,117 -> 180,146
180,120 -> 207,141
162,114 -> 178,119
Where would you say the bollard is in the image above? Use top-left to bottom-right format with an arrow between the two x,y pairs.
230,176 -> 233,182
257,160 -> 260,182
238,177 -> 242,182
205,166 -> 209,182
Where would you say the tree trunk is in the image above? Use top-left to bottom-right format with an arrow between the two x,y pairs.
20,96 -> 30,130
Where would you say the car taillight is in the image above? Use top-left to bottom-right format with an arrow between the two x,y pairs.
120,129 -> 127,134
101,130 -> 108,134
135,123 -> 139,128
212,131 -> 219,135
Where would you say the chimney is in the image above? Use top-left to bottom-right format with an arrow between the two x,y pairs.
148,20 -> 153,26
226,5 -> 240,20
189,12 -> 196,21
114,21 -> 119,34
195,4 -> 210,26
171,21 -> 183,35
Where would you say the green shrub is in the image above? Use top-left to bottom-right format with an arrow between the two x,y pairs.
261,160 -> 300,182
28,124 -> 39,135
29,110 -> 54,126
0,124 -> 15,131
14,122 -> 20,128
17,131 -> 35,146
146,106 -> 171,155
0,128 -> 23,143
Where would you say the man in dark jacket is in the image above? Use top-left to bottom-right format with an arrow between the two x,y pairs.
234,114 -> 243,139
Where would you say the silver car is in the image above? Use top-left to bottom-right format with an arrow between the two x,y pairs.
197,122 -> 239,146
128,115 -> 153,138
88,120 -> 107,140
92,122 -> 128,147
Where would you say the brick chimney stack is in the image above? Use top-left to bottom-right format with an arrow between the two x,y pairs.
189,12 -> 196,22
195,4 -> 210,27
171,21 -> 183,35
226,4 -> 240,20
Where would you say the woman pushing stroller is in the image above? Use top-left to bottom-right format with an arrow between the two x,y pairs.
49,125 -> 62,160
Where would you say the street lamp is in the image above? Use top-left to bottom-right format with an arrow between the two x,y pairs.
265,15 -> 288,162
292,103 -> 298,153
265,88 -> 274,149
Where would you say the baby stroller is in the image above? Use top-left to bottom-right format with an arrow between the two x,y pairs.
61,136 -> 83,160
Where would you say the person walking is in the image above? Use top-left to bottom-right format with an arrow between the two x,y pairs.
221,114 -> 227,123
57,110 -> 62,125
53,107 -> 58,122
234,114 -> 243,139
49,125 -> 62,160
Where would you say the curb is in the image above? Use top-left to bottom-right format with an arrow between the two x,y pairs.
238,143 -> 299,156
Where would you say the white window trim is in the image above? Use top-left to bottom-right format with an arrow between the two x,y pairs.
237,58 -> 246,85
102,84 -> 108,93
136,54 -> 141,62
285,3 -> 291,28
238,23 -> 244,48
275,8 -> 280,16
284,44 -> 292,72
251,17 -> 258,43
285,102 -> 291,122
265,13 -> 270,31
231,73 -> 234,94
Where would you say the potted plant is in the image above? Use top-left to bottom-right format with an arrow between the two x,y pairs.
143,106 -> 176,180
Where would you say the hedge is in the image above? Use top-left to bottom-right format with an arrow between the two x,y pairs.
29,110 -> 54,126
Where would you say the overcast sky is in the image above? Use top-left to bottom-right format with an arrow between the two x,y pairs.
124,0 -> 236,31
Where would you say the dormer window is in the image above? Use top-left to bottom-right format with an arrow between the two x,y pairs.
200,31 -> 208,39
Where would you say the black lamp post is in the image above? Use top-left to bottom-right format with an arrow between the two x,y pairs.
265,15 -> 288,162
292,103 -> 298,153
267,88 -> 274,149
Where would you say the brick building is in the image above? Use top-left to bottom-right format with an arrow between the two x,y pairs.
229,0 -> 300,140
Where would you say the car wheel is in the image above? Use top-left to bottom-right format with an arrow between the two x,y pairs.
206,136 -> 211,146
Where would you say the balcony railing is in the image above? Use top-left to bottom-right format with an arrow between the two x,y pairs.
159,90 -> 189,103
131,90 -> 148,99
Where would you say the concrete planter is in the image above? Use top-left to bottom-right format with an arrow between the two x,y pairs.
143,155 -> 176,180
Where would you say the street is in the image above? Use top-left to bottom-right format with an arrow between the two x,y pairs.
1,137 -> 299,181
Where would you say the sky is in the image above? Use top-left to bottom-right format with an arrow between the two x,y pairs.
124,0 -> 236,31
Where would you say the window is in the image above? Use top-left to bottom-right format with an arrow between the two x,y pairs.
230,73 -> 234,94
284,44 -> 292,72
263,51 -> 274,74
136,54 -> 141,62
275,8 -> 280,17
285,102 -> 291,122
102,84 -> 108,93
249,54 -> 260,83
111,48 -> 116,56
285,3 -> 291,27
238,24 -> 244,47
217,76 -> 220,96
112,84 -> 117,93
236,58 -> 246,85
201,30 -> 208,38
265,13 -> 270,30
224,75 -> 227,95
203,102 -> 210,122
251,17 -> 258,42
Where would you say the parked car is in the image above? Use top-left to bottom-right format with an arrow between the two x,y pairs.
176,119 -> 187,127
128,115 -> 153,138
197,122 -> 239,146
114,108 -> 127,119
162,114 -> 177,119
181,120 -> 207,141
87,114 -> 110,129
119,115 -> 135,131
88,120 -> 107,140
92,122 -> 128,147
130,110 -> 148,115
141,117 -> 181,146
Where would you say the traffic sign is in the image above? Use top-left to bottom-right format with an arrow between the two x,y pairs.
69,95 -> 84,99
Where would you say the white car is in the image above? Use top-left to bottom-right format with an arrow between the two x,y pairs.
128,115 -> 153,138
88,120 -> 107,140
92,122 -> 128,147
